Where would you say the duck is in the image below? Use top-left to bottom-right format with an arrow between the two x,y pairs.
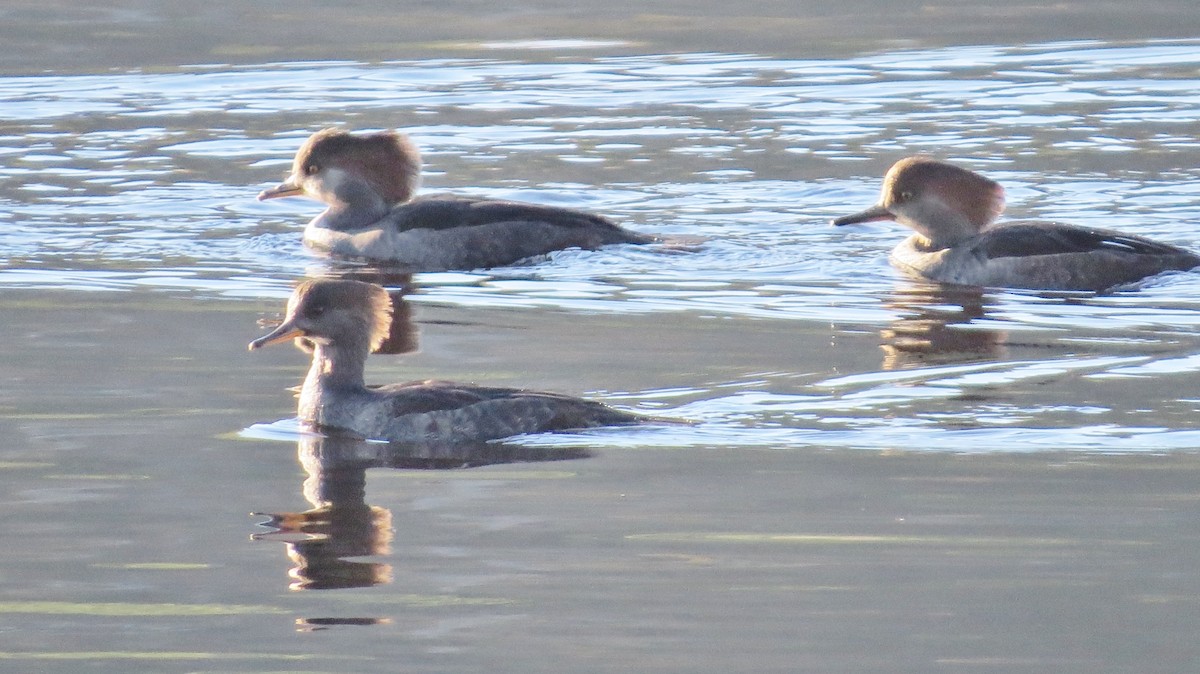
249,279 -> 645,443
258,128 -> 654,270
831,156 -> 1200,291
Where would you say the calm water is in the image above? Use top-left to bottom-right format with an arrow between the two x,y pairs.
3,15 -> 1200,674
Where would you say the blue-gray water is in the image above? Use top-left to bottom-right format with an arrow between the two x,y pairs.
3,6 -> 1200,672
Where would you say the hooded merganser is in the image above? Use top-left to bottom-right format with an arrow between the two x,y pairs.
832,156 -> 1200,291
258,128 -> 653,270
249,279 -> 644,442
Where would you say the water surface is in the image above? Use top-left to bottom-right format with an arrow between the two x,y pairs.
3,11 -> 1200,673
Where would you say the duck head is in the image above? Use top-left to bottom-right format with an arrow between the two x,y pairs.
249,279 -> 393,354
833,156 -> 1006,248
258,128 -> 422,213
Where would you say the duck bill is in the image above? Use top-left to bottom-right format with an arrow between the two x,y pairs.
257,180 -> 304,201
832,204 -> 895,226
248,322 -> 305,351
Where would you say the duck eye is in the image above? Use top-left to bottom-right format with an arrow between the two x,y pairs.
303,163 -> 319,176
305,304 -> 327,319
899,190 -> 914,201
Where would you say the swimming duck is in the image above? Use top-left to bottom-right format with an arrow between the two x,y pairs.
249,279 -> 644,443
258,128 -> 653,270
832,156 -> 1200,291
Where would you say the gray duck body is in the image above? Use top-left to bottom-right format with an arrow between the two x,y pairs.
889,220 -> 1200,291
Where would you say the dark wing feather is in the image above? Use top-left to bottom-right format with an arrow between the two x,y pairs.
377,381 -> 641,433
372,380 -> 524,415
389,195 -> 648,244
973,222 -> 1195,260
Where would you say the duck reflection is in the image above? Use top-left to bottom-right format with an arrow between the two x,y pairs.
880,284 -> 1006,370
254,432 -> 591,591
317,266 -> 417,355
272,269 -> 418,358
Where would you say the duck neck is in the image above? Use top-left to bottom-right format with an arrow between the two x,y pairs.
315,179 -> 393,232
299,338 -> 370,427
900,202 -> 982,250
304,339 -> 370,392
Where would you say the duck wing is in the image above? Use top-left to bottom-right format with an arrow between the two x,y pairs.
372,380 -> 523,413
973,222 -> 1196,260
375,380 -> 641,442
389,195 -> 648,242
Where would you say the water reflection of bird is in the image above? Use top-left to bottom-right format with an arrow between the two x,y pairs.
313,267 -> 419,355
254,433 -> 591,591
258,128 -> 654,270
833,156 -> 1200,291
249,279 -> 648,443
880,285 -> 1005,370
258,436 -> 395,591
